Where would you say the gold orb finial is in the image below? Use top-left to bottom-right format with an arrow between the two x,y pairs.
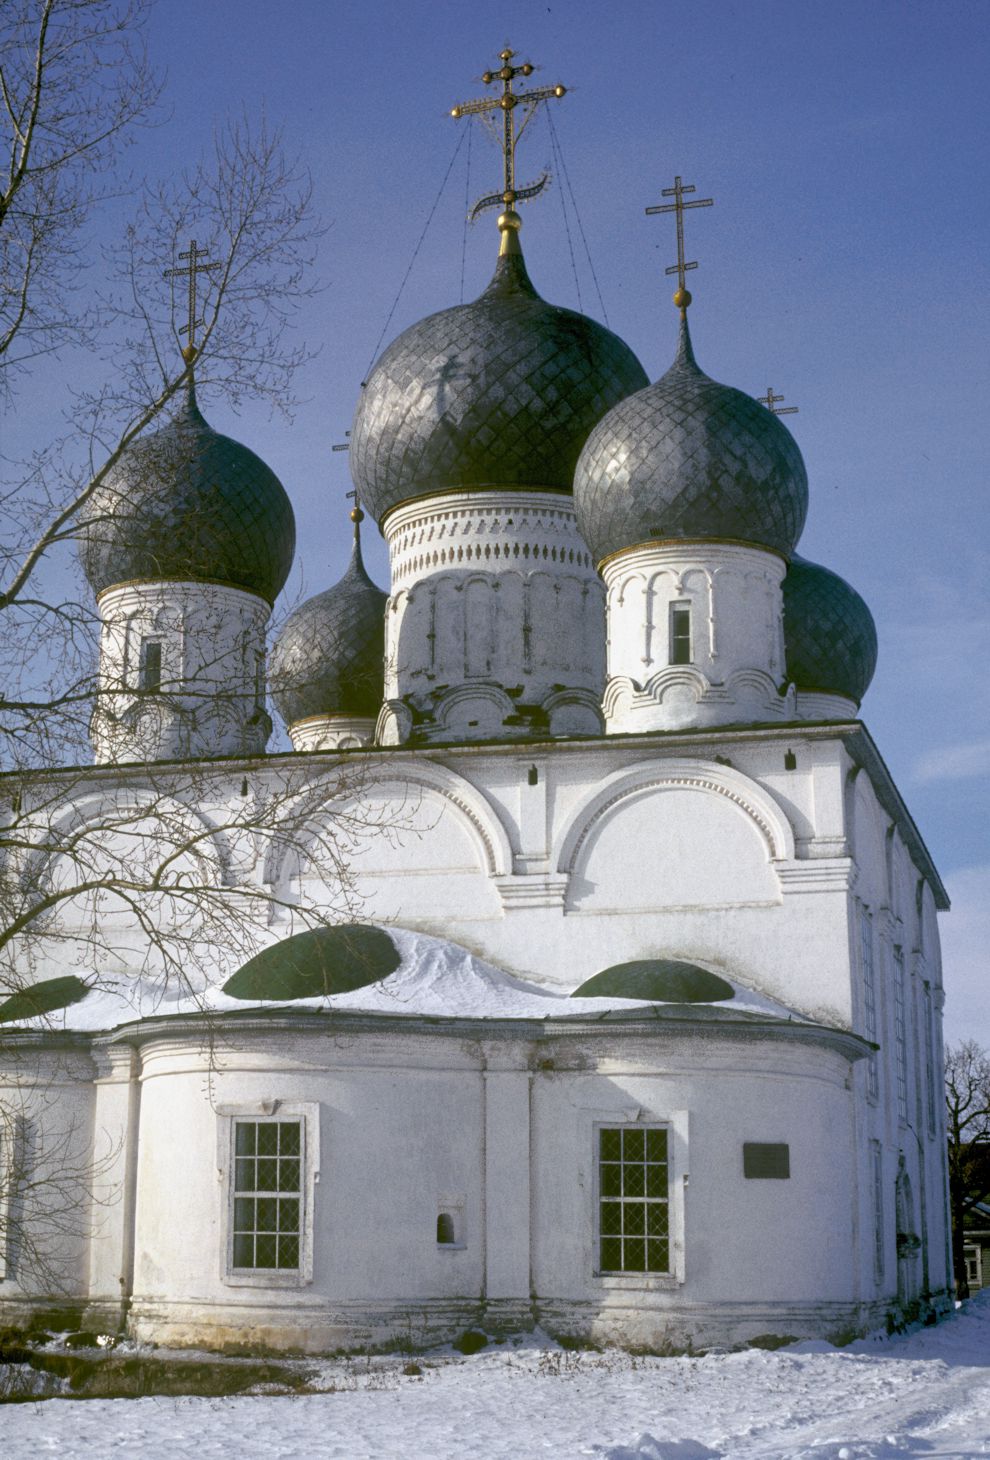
672,287 -> 692,311
350,505 -> 364,525
181,343 -> 198,364
498,209 -> 522,232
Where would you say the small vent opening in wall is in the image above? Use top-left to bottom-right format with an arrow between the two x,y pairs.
436,1212 -> 456,1245
743,1142 -> 790,1179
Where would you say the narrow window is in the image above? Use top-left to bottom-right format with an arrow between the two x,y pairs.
860,909 -> 879,1100
436,1212 -> 456,1245
232,1120 -> 301,1270
872,1140 -> 885,1282
598,1126 -> 669,1274
138,639 -> 162,692
669,603 -> 691,665
923,985 -> 937,1137
893,949 -> 908,1125
254,650 -> 265,713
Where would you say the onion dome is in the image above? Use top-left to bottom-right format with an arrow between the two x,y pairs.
783,555 -> 878,706
269,511 -> 387,726
573,314 -> 809,563
349,238 -> 648,524
80,381 -> 295,604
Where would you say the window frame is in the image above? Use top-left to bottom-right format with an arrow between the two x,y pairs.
137,638 -> 163,692
668,601 -> 692,666
216,1101 -> 319,1289
587,1109 -> 687,1290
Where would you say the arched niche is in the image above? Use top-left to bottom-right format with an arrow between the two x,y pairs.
270,760 -> 510,923
555,759 -> 792,912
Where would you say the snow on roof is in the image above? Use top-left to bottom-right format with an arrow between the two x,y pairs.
9,926 -> 806,1034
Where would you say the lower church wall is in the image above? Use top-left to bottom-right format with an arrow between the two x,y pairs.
1,1019 -> 951,1352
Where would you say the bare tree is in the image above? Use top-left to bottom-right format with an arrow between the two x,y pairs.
944,1039 -> 990,1299
0,5 -> 400,1305
0,0 -> 161,379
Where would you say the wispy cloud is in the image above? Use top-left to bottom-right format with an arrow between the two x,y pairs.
913,738 -> 990,785
940,864 -> 990,1050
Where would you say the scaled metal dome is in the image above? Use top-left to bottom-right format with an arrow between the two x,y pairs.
783,555 -> 878,706
574,314 -> 809,563
349,246 -> 648,524
80,383 -> 296,604
269,522 -> 387,726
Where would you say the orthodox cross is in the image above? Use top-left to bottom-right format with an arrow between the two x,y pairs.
645,175 -> 714,308
164,239 -> 219,362
451,48 -> 566,221
758,387 -> 799,416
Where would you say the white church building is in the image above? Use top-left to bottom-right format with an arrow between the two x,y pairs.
0,66 -> 952,1353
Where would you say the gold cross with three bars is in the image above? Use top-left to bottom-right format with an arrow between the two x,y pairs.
451,48 -> 566,222
758,387 -> 799,416
164,239 -> 219,363
645,175 -> 714,309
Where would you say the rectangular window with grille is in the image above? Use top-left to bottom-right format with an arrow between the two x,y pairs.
598,1126 -> 669,1274
669,603 -> 692,666
860,908 -> 879,1100
232,1120 -> 302,1271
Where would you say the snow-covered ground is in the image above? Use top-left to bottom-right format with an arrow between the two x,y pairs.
5,1293 -> 990,1459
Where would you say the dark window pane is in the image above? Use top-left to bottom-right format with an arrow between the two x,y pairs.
646,1130 -> 667,1162
256,1198 -> 278,1232
257,1124 -> 279,1156
232,1233 -> 254,1267
623,1129 -> 645,1161
600,1201 -> 622,1236
256,1158 -> 278,1192
278,1158 -> 300,1193
646,1204 -> 669,1237
647,1239 -> 669,1272
235,1124 -> 256,1156
234,1158 -> 255,1193
600,1164 -> 622,1197
624,1238 -> 646,1271
278,1235 -> 300,1269
623,1202 -> 646,1236
622,1163 -> 645,1197
436,1212 -> 456,1244
279,1123 -> 301,1156
600,1237 -> 622,1271
278,1198 -> 300,1233
600,1129 -> 621,1161
255,1234 -> 277,1268
646,1165 -> 668,1199
233,1197 -> 254,1233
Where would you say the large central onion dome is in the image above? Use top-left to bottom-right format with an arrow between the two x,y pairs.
270,515 -> 387,727
783,555 -> 878,706
349,246 -> 648,524
574,315 -> 809,564
80,382 -> 295,604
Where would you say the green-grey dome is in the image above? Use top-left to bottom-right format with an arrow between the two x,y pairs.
223,925 -> 401,1002
349,249 -> 648,524
80,383 -> 295,604
573,959 -> 735,1002
574,315 -> 808,563
783,555 -> 878,705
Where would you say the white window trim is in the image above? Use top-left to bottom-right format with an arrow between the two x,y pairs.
581,1105 -> 688,1290
216,1100 -> 319,1289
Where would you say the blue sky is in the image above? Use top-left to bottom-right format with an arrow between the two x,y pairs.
11,0 -> 990,1040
